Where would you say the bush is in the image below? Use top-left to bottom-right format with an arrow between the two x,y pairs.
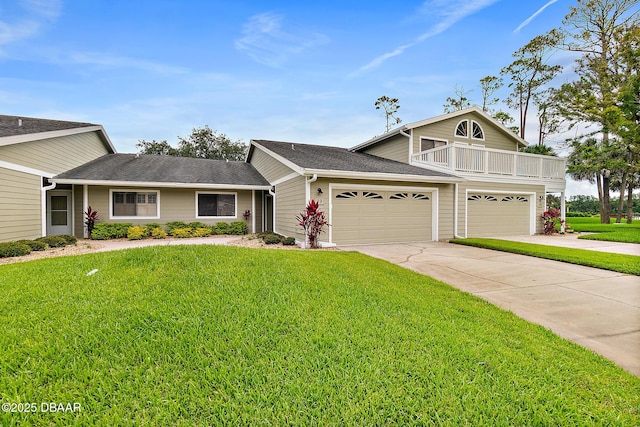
211,222 -> 231,235
0,242 -> 32,258
144,223 -> 164,235
58,234 -> 78,245
541,208 -> 565,235
166,221 -> 189,233
193,227 -> 212,237
91,223 -> 132,240
229,221 -> 248,235
151,228 -> 168,239
282,237 -> 297,246
188,222 -> 209,229
16,240 -> 48,251
127,226 -> 147,240
36,236 -> 68,248
171,228 -> 193,238
261,233 -> 283,245
565,212 -> 592,217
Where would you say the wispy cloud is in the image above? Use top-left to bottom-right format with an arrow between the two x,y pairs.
352,0 -> 499,76
67,51 -> 190,75
0,0 -> 61,49
235,12 -> 329,67
514,0 -> 558,33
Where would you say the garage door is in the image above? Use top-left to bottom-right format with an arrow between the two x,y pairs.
467,193 -> 531,237
331,189 -> 433,244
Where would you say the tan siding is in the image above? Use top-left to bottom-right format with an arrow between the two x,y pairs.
86,187 -> 254,227
412,112 -> 520,153
249,146 -> 297,183
253,191 -> 263,234
73,185 -> 84,237
274,176 -> 306,239
0,168 -> 42,242
0,131 -> 111,174
361,134 -> 410,163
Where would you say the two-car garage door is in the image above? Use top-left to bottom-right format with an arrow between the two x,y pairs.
331,187 -> 435,244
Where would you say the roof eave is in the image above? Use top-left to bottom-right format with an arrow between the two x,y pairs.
350,126 -> 407,152
302,168 -> 463,183
50,178 -> 272,190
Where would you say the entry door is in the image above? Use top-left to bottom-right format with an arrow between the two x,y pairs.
47,191 -> 73,236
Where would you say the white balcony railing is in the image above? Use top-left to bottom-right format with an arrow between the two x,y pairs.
412,144 -> 565,181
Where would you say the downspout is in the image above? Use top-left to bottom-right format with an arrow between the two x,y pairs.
41,178 -> 57,237
400,128 -> 412,163
453,182 -> 464,239
305,174 -> 318,202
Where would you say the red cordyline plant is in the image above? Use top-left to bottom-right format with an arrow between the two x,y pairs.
296,200 -> 328,249
84,206 -> 99,237
541,208 -> 564,235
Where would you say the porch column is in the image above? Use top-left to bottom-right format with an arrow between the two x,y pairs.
560,191 -> 566,233
83,184 -> 89,238
251,190 -> 256,234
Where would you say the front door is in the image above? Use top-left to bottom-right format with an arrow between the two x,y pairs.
47,191 -> 73,236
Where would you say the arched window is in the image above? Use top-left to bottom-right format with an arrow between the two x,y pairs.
472,121 -> 484,140
455,120 -> 468,137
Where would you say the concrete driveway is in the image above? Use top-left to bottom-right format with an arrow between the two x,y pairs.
340,242 -> 640,377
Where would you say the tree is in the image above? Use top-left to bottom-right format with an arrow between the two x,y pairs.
523,144 -> 557,156
443,85 -> 471,113
493,111 -> 520,135
533,88 -> 562,146
501,30 -> 562,140
479,76 -> 503,112
137,126 -> 247,161
374,96 -> 402,132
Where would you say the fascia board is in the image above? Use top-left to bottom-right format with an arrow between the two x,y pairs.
50,178 -> 272,190
249,141 -> 305,175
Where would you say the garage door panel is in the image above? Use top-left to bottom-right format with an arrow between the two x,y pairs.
467,193 -> 530,237
332,189 -> 433,244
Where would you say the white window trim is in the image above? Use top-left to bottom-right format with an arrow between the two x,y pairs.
195,191 -> 238,219
471,120 -> 485,141
419,136 -> 448,151
454,119 -> 469,138
109,189 -> 160,220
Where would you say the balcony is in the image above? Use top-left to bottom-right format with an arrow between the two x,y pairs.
412,144 -> 566,182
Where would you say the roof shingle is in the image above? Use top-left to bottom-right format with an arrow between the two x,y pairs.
0,114 -> 97,138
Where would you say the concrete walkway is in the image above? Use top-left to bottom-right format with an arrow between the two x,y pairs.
341,241 -> 640,377
497,233 -> 639,256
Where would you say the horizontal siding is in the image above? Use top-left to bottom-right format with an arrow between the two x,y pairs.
412,112 -> 520,153
274,176 -> 306,239
249,146 -> 297,183
74,185 -> 84,237
361,134 -> 410,163
0,168 -> 42,242
0,131 -> 111,174
84,187 -> 257,227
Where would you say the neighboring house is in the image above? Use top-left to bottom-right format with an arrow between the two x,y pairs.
0,107 -> 566,245
247,107 -> 566,245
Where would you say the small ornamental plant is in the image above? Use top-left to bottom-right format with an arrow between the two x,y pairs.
541,208 -> 565,235
84,206 -> 99,238
296,200 -> 328,249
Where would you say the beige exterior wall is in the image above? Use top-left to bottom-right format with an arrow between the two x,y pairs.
249,146 -> 297,183
457,181 -> 546,236
73,185 -> 84,237
412,112 -> 520,154
360,133 -> 410,163
274,176 -> 306,239
0,167 -> 42,242
0,131 -> 111,174
253,190 -> 264,234
85,186 -> 255,228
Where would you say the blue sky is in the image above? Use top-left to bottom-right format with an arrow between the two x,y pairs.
0,0 -> 617,195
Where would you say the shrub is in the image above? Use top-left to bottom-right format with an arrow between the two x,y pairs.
151,228 -> 168,239
58,234 -> 78,245
263,234 -> 283,245
144,223 -> 164,235
188,222 -> 209,229
16,240 -> 48,251
0,242 -> 31,258
84,206 -> 99,237
282,237 -> 297,246
565,212 -> 591,217
541,208 -> 565,235
229,221 -> 248,235
296,199 -> 328,248
166,221 -> 189,233
36,236 -> 67,248
90,223 -> 132,240
211,222 -> 231,235
171,228 -> 193,238
127,226 -> 147,240
193,227 -> 212,237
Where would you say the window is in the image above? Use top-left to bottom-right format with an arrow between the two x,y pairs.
112,191 -> 158,218
455,120 -> 468,137
336,191 -> 358,199
472,121 -> 484,139
363,191 -> 383,199
420,138 -> 447,151
197,193 -> 236,218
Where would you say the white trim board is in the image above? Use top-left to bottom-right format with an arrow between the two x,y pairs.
0,159 -> 55,177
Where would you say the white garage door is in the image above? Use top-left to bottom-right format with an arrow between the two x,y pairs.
467,193 -> 531,237
331,188 -> 434,244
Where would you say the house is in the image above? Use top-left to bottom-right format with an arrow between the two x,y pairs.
0,107 -> 566,244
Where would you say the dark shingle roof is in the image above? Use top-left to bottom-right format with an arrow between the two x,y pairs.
54,154 -> 271,187
253,140 -> 457,178
0,114 -> 97,138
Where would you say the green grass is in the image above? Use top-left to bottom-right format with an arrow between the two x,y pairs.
450,238 -> 640,275
1,246 -> 639,425
567,217 -> 640,244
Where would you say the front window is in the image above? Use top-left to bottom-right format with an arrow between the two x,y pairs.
112,191 -> 158,218
197,193 -> 236,218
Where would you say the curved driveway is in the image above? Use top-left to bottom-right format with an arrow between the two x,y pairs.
341,241 -> 640,377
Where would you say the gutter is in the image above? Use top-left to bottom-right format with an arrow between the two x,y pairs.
305,173 -> 318,202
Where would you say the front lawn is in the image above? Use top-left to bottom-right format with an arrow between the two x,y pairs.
567,217 -> 640,244
450,238 -> 640,275
1,246 -> 639,425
